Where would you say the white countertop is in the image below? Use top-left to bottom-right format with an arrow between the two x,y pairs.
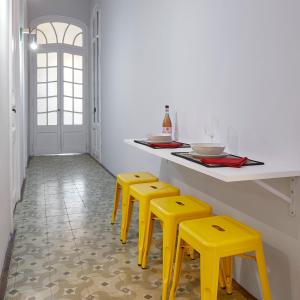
125,139 -> 300,182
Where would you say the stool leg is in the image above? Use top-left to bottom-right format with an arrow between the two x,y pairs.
219,261 -> 226,289
141,212 -> 155,269
255,244 -> 272,300
162,221 -> 178,300
126,197 -> 134,234
111,182 -> 121,224
223,256 -> 233,294
169,238 -> 185,300
188,245 -> 195,260
138,199 -> 151,266
120,193 -> 133,243
183,244 -> 195,260
200,254 -> 220,300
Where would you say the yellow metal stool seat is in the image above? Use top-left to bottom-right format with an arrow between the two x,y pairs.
122,181 -> 180,266
170,216 -> 272,300
142,195 -> 212,300
111,172 -> 158,236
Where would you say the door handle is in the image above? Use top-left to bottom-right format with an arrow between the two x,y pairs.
12,108 -> 16,113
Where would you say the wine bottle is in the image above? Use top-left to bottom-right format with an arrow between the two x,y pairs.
162,105 -> 172,135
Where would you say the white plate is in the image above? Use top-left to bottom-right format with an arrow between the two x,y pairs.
190,151 -> 228,158
146,134 -> 172,143
146,140 -> 172,144
191,143 -> 225,155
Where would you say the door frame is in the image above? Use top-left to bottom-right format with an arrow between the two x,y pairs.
29,15 -> 89,155
9,0 -> 22,224
8,0 -> 15,232
90,5 -> 102,162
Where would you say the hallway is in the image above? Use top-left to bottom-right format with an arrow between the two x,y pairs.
5,155 -> 252,300
0,0 -> 299,298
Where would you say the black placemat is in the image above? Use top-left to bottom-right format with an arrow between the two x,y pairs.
134,140 -> 190,149
171,152 -> 264,168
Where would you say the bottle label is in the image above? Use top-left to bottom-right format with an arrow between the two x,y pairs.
162,127 -> 172,134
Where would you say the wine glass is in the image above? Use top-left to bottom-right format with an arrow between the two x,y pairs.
204,118 -> 217,142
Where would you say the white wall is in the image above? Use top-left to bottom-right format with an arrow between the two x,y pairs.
0,0 -> 13,273
0,0 -> 28,276
28,0 -> 91,26
91,1 -> 300,299
23,0 -> 29,166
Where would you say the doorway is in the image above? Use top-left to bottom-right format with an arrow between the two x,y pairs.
31,18 -> 87,155
90,6 -> 101,162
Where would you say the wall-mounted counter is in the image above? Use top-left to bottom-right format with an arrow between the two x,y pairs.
125,139 -> 300,216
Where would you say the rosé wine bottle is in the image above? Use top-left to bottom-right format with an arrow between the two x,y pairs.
162,105 -> 172,135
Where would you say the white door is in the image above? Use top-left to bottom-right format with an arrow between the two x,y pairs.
10,95 -> 18,207
91,7 -> 101,161
31,20 -> 87,155
34,50 -> 60,154
10,0 -> 21,210
62,50 -> 85,153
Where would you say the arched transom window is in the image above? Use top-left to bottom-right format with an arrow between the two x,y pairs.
37,22 -> 83,47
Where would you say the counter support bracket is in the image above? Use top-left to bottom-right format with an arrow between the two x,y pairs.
255,177 -> 297,217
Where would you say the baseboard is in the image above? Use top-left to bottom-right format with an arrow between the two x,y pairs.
20,177 -> 26,203
0,165 -> 27,298
88,153 -> 116,178
13,177 -> 26,215
232,280 -> 258,300
27,155 -> 32,167
0,230 -> 16,299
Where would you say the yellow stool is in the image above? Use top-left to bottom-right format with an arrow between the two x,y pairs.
170,216 -> 272,300
141,195 -> 212,300
111,172 -> 158,238
122,181 -> 180,265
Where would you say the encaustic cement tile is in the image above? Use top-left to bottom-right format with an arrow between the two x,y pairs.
5,155 -> 255,300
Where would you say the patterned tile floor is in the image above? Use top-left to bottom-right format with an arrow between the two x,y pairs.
4,154 -> 255,300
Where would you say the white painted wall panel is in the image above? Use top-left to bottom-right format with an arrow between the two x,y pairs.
0,0 -> 13,273
91,1 -> 300,299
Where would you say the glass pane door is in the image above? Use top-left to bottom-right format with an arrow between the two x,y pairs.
34,51 -> 60,154
63,52 -> 83,125
32,20 -> 86,155
36,52 -> 58,126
